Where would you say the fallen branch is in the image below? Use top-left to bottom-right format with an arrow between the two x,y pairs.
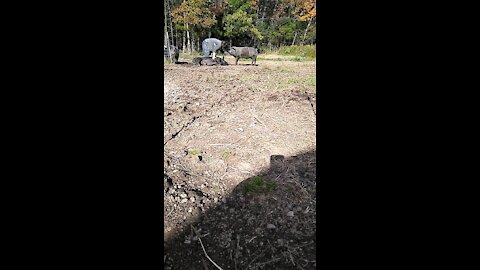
246,248 -> 266,269
304,89 -> 316,116
191,225 -> 224,270
164,115 -> 201,146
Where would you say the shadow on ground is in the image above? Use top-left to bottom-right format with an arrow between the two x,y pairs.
164,149 -> 317,270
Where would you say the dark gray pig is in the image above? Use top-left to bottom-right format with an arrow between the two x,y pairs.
192,56 -> 229,66
192,57 -> 204,65
164,45 -> 179,63
201,58 -> 219,66
202,38 -> 225,60
227,46 -> 259,65
192,57 -> 213,65
191,57 -> 218,66
214,56 -> 229,66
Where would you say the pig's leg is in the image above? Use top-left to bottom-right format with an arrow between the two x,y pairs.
235,57 -> 240,65
212,51 -> 216,60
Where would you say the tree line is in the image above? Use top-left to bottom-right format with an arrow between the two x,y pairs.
164,0 -> 316,53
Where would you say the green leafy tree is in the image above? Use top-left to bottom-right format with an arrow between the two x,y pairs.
225,0 -> 256,13
224,9 -> 263,46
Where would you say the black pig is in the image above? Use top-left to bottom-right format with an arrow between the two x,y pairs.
164,45 -> 179,63
192,56 -> 228,66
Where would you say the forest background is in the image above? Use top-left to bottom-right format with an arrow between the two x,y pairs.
164,0 -> 316,56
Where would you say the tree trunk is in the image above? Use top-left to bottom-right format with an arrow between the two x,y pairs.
191,32 -> 194,53
302,17 -> 313,45
163,1 -> 167,45
272,0 -> 279,22
186,23 -> 191,54
182,31 -> 186,53
175,27 -> 178,49
164,1 -> 173,62
261,4 -> 267,21
167,0 -> 175,47
292,32 -> 297,46
192,31 -> 195,52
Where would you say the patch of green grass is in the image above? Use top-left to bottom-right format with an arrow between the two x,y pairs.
262,45 -> 316,59
291,56 -> 303,62
306,77 -> 316,86
222,151 -> 233,160
178,53 -> 197,60
287,78 -> 302,84
278,45 -> 316,58
257,56 -> 315,62
256,57 -> 286,61
188,149 -> 201,157
287,76 -> 316,86
242,176 -> 276,194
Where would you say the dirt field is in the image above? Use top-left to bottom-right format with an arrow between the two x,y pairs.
164,54 -> 317,269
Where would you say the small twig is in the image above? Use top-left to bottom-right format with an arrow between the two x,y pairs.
257,257 -> 281,266
273,173 -> 283,182
177,167 -> 204,178
192,225 -> 224,270
267,239 -> 275,254
301,259 -> 316,268
247,236 -> 257,243
253,116 -> 267,128
273,166 -> 290,182
304,89 -> 316,116
291,241 -> 315,250
287,250 -> 295,266
246,248 -> 266,269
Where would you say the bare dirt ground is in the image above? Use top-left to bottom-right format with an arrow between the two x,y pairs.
164,54 -> 317,269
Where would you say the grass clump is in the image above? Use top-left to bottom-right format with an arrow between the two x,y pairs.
262,45 -> 316,59
287,76 -> 316,86
188,149 -> 201,157
277,45 -> 316,58
242,176 -> 276,194
222,151 -> 233,160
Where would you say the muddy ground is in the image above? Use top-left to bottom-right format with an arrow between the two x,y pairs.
164,55 -> 317,269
